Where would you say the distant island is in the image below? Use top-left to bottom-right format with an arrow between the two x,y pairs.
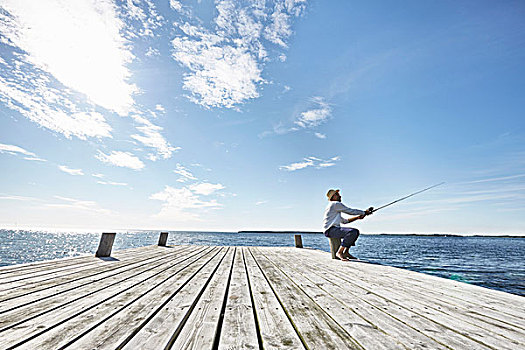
377,233 -> 525,238
238,231 -> 524,237
238,231 -> 322,234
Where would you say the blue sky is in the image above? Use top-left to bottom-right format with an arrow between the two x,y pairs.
0,0 -> 523,235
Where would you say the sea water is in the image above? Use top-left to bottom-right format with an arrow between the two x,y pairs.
0,229 -> 523,296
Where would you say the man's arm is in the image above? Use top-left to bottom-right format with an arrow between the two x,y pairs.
337,202 -> 366,216
342,207 -> 374,224
342,214 -> 366,224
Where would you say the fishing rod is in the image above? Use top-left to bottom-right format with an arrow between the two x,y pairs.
370,182 -> 445,213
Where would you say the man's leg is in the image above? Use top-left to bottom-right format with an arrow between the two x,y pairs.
341,228 -> 360,259
336,245 -> 349,261
326,227 -> 350,261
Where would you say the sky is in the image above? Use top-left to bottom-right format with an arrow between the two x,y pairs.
0,0 -> 524,235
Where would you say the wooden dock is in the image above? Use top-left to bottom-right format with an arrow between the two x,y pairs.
0,245 -> 523,349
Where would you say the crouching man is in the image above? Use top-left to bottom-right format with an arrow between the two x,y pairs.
323,189 -> 373,261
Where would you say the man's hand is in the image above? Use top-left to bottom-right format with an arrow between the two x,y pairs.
365,207 -> 374,216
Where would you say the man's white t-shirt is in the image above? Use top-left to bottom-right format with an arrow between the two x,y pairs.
323,201 -> 365,232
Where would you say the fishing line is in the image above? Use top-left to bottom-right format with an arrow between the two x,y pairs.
371,182 -> 445,213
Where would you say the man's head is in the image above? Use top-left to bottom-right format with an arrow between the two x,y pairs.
326,189 -> 341,201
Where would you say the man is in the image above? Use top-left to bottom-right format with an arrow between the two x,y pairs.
323,189 -> 373,261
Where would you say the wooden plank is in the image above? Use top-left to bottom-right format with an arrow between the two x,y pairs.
378,265 -> 525,320
290,248 -> 525,330
272,247 -> 524,350
290,247 -> 525,321
389,265 -> 525,312
0,260 -> 112,289
0,246 -> 196,324
117,248 -> 230,349
328,271 -> 525,349
0,246 -> 163,276
310,248 -> 525,317
0,247 -> 212,348
0,245 -> 521,350
52,248 -> 230,350
257,247 -> 466,349
0,245 -> 158,280
244,248 -> 304,349
347,269 -> 525,344
168,248 -> 236,350
250,248 -> 362,350
218,247 -> 260,350
0,246 -> 200,327
0,246 -> 178,287
12,247 -> 220,350
0,245 -> 194,307
0,255 -> 96,274
0,258 -> 98,281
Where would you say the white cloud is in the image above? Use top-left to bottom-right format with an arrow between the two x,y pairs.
191,163 -> 213,171
145,47 -> 160,57
255,200 -> 268,205
295,97 -> 332,128
0,143 -> 46,162
263,1 -> 307,47
171,0 -> 306,109
96,150 -> 145,170
296,109 -> 330,127
279,158 -> 314,171
97,180 -> 128,186
21,156 -> 46,162
0,143 -> 35,156
0,69 -> 113,138
172,29 -> 264,109
0,194 -> 38,201
0,0 -> 137,115
189,183 -> 226,195
461,174 -> 525,184
0,1 -> 173,145
0,193 -> 112,217
58,165 -> 84,176
258,120 -> 298,138
173,163 -> 197,182
130,115 -> 179,160
48,195 -> 110,214
155,104 -> 165,113
261,96 -> 332,138
264,6 -> 292,47
150,185 -> 222,221
279,156 -> 340,171
120,0 -> 164,39
92,172 -> 127,186
169,0 -> 183,12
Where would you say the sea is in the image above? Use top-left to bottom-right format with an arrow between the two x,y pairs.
0,229 -> 523,297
